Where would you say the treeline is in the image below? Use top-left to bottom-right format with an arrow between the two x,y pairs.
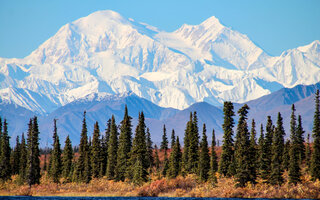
1,90 -> 320,188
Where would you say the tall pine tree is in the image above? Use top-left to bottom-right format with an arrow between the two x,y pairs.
0,119 -> 11,181
210,129 -> 218,183
168,136 -> 182,178
187,111 -> 200,174
19,133 -> 27,183
160,125 -> 168,152
260,116 -> 273,182
296,115 -> 305,164
62,135 -> 73,182
311,89 -> 320,181
106,115 -> 118,180
198,123 -> 210,181
12,136 -> 20,175
49,119 -> 62,183
219,101 -> 235,177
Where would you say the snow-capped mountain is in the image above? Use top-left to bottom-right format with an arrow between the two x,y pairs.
1,10 -> 320,113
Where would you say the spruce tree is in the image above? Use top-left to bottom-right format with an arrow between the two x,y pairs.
116,106 -> 133,181
296,115 -> 305,164
306,133 -> 312,172
75,111 -> 88,182
49,119 -> 62,183
0,119 -> 11,181
182,112 -> 192,174
19,133 -> 27,182
258,124 -> 264,175
128,112 -> 148,183
218,101 -> 235,177
311,89 -> 320,181
260,116 -> 273,182
27,117 -> 41,186
62,135 -> 73,182
160,124 -> 168,152
188,111 -> 200,174
283,140 -> 290,171
171,129 -> 176,148
248,119 -> 257,184
146,128 -> 154,169
12,136 -> 21,175
91,121 -> 101,178
168,136 -> 182,178
288,104 -> 301,184
106,115 -> 118,180
198,124 -> 210,181
100,119 -> 111,177
209,129 -> 218,181
234,104 -> 253,187
270,112 -> 285,185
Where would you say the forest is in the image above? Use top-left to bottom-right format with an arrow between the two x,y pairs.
0,90 -> 319,198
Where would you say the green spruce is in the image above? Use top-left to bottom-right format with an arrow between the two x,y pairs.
198,123 -> 210,181
0,119 -> 11,181
168,136 -> 182,178
106,115 -> 118,180
91,121 -> 101,178
49,119 -> 62,183
62,135 -> 73,182
311,89 -> 320,181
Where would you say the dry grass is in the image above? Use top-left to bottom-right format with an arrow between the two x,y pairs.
1,172 -> 319,198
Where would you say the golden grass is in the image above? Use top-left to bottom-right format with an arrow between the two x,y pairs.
1,172 -> 319,198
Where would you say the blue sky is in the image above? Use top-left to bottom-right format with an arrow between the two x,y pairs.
0,0 -> 319,58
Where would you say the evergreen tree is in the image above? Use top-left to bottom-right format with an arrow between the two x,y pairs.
296,115 -> 305,164
106,115 -> 118,180
306,133 -> 312,172
198,124 -> 210,181
27,117 -> 41,186
234,104 -> 253,187
91,121 -> 101,178
146,128 -> 154,169
289,106 -> 302,184
62,135 -> 73,182
282,140 -> 290,171
0,119 -> 11,181
160,124 -> 168,152
248,119 -> 257,184
188,111 -> 200,174
75,111 -> 89,182
19,133 -> 27,182
210,129 -> 218,183
12,136 -> 21,175
219,101 -> 235,177
258,124 -> 264,175
182,112 -> 192,174
116,106 -> 132,181
100,119 -> 111,177
127,112 -> 148,183
260,116 -> 273,182
270,112 -> 285,185
168,136 -> 182,178
311,90 -> 320,181
171,129 -> 176,148
49,119 -> 62,183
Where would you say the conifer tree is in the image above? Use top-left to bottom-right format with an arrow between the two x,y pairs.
128,112 -> 148,183
289,108 -> 302,184
296,115 -> 305,164
146,128 -> 153,169
12,136 -> 20,175
100,119 -> 111,177
168,136 -> 182,178
116,106 -> 132,181
234,104 -> 253,187
171,129 -> 176,148
306,133 -> 312,172
19,133 -> 27,182
198,124 -> 210,181
188,111 -> 200,174
91,121 -> 101,178
75,111 -> 88,182
27,117 -> 41,186
210,129 -> 218,183
0,119 -> 11,181
248,119 -> 257,184
219,101 -> 235,177
49,119 -> 62,183
62,135 -> 73,182
282,140 -> 290,171
160,124 -> 168,152
311,89 -> 320,181
106,115 -> 118,180
260,116 -> 273,181
258,124 -> 264,175
270,112 -> 285,185
182,112 -> 192,174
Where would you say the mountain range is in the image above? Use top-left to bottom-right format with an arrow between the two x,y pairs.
0,10 -> 319,145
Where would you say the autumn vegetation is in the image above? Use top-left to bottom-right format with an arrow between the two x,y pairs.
0,90 -> 320,198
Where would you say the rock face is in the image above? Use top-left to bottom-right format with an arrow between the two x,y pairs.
0,10 -> 320,114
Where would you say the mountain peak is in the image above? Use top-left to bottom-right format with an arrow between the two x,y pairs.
297,40 -> 320,53
200,16 -> 223,28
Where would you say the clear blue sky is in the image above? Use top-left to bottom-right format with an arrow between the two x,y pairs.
0,0 -> 319,58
